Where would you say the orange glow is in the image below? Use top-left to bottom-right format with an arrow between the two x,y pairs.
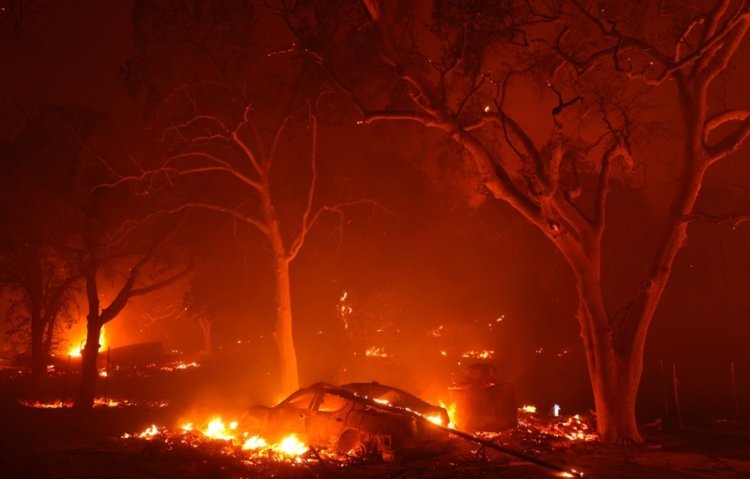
365,346 -> 389,358
438,400 -> 457,428
202,417 -> 236,441
274,434 -> 308,457
461,349 -> 494,359
160,361 -> 200,372
241,435 -> 268,450
126,416 -> 311,462
21,398 -> 167,409
67,327 -> 107,357
521,404 -> 537,414
424,412 -> 445,426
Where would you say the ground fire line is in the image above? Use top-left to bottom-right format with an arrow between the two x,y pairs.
121,385 -> 588,477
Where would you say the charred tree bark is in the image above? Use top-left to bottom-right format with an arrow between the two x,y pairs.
197,316 -> 212,356
75,318 -> 102,409
73,228 -> 190,410
29,296 -> 45,391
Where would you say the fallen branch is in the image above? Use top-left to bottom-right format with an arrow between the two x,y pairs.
323,385 -> 583,478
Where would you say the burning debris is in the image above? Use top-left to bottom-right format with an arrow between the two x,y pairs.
115,382 -> 587,478
365,347 -> 389,358
123,417 -> 347,466
66,327 -> 107,358
461,350 -> 495,360
20,398 -> 170,409
159,360 -> 200,372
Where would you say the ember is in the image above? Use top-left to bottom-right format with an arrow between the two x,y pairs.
512,407 -> 598,443
461,349 -> 495,359
20,398 -> 169,409
159,360 -> 200,372
365,346 -> 389,358
124,416 -> 319,464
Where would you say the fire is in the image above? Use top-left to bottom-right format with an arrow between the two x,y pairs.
521,404 -> 537,414
160,360 -> 200,371
125,416 -> 312,463
438,400 -> 457,428
516,408 -> 598,442
275,434 -> 308,457
202,417 -> 236,441
21,398 -> 169,409
138,424 -> 161,439
68,327 -> 107,357
241,435 -> 268,450
461,349 -> 494,359
424,412 -> 445,426
365,346 -> 389,358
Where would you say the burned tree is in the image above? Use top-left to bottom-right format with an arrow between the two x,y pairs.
124,1 -> 375,396
281,0 -> 750,442
0,106 -> 92,388
74,216 -> 191,409
121,84 -> 367,396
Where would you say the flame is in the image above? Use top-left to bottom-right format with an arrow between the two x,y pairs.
365,346 -> 388,358
202,417 -> 236,441
438,400 -> 457,428
127,416 -> 311,462
241,435 -> 268,450
516,408 -> 598,442
521,404 -> 537,414
424,413 -> 445,426
68,327 -> 107,357
461,349 -> 494,359
21,397 -> 167,409
160,361 -> 200,372
558,470 -> 583,478
275,434 -> 308,457
138,424 -> 161,439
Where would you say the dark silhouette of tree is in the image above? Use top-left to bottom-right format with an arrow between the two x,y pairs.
0,105 -> 92,389
74,215 -> 191,409
280,0 -> 750,442
0,102 -> 192,408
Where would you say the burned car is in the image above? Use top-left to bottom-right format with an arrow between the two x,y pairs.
240,382 -> 451,460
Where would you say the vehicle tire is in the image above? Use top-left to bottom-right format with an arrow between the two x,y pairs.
336,429 -> 371,457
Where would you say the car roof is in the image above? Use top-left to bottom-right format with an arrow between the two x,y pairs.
338,382 -> 443,414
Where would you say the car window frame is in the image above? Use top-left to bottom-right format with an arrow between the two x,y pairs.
312,391 -> 350,413
279,388 -> 317,410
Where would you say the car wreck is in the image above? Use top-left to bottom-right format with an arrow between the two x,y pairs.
240,382 -> 452,461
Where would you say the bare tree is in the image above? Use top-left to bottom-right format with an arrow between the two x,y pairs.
74,217 -> 191,409
281,0 -> 750,442
0,105 -> 91,389
124,1 -> 380,395
108,83 -> 372,395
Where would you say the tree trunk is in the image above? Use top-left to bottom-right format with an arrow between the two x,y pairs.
74,318 -> 102,409
586,332 -> 643,443
29,299 -> 45,392
271,255 -> 299,396
198,316 -> 212,356
42,314 -> 57,364
574,262 -> 645,443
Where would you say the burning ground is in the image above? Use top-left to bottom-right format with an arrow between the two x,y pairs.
3,392 -> 750,479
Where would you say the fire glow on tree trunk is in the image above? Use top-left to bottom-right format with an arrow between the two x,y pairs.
272,256 -> 299,395
75,319 -> 103,409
